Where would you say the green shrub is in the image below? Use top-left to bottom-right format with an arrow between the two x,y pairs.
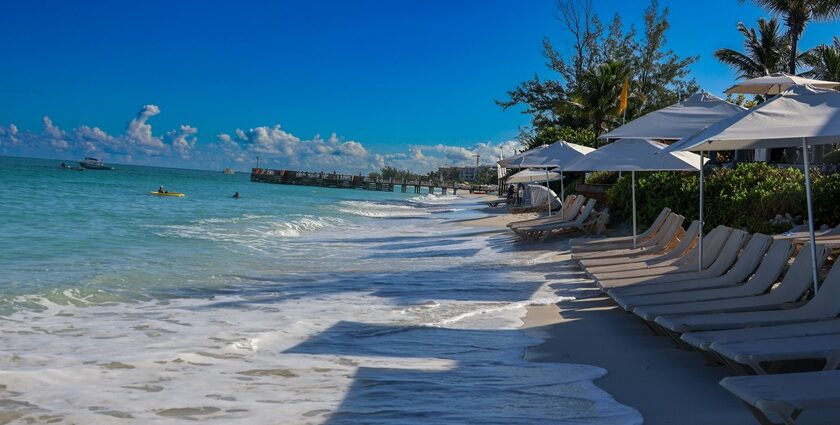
605,162 -> 840,234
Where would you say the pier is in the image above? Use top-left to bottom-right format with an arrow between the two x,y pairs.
250,168 -> 460,194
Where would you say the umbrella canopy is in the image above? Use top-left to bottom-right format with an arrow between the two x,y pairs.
563,138 -> 706,172
600,92 -> 746,141
724,72 -> 840,95
666,84 -> 840,293
506,168 -> 561,184
497,140 -> 594,168
666,85 -> 840,152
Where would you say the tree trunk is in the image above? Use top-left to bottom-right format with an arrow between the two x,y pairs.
789,32 -> 799,74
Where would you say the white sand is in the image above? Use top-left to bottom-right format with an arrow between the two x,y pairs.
521,250 -> 755,424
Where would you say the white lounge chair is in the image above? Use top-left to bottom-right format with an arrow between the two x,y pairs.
575,216 -> 692,265
595,229 -> 748,287
610,234 -> 777,311
570,208 -> 672,253
509,199 -> 597,242
654,244 -> 832,333
682,318 -> 840,352
721,370 -> 840,425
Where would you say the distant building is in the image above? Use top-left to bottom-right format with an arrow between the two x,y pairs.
438,165 -> 494,182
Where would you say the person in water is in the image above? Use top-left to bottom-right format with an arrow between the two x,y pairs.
232,191 -> 240,199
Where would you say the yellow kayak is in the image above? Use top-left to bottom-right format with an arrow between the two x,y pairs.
149,192 -> 185,197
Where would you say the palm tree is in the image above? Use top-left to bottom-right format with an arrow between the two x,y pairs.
744,0 -> 840,74
566,61 -> 629,141
714,18 -> 790,79
802,36 -> 840,81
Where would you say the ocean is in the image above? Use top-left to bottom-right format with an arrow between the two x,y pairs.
0,156 -> 640,424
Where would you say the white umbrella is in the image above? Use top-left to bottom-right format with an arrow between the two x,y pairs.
724,72 -> 840,95
564,138 -> 706,248
498,141 -> 594,216
506,168 -> 561,184
666,84 -> 840,291
600,91 -> 746,141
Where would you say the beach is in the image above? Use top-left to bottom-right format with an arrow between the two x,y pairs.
453,199 -> 755,424
1,157 -> 641,424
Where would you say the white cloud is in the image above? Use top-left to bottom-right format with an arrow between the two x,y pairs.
0,105 -> 522,173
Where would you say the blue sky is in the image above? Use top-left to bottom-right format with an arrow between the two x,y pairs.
1,0 -> 838,171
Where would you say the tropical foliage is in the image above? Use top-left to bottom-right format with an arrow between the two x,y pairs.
606,163 -> 840,234
498,0 -> 698,144
714,18 -> 790,78
743,0 -> 840,74
802,36 -> 840,80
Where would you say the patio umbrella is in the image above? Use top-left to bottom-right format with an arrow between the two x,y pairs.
506,168 -> 561,184
498,141 -> 594,216
599,92 -> 745,265
564,138 -> 706,248
724,72 -> 840,95
600,91 -> 746,141
666,84 -> 840,291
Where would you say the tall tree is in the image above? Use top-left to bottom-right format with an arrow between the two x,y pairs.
714,18 -> 790,79
743,0 -> 840,74
802,36 -> 840,81
497,0 -> 697,142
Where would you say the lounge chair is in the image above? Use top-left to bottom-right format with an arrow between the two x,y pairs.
575,216 -> 690,264
570,208 -> 672,253
682,318 -> 840,352
774,223 -> 840,240
509,199 -> 597,242
584,225 -> 730,276
507,195 -> 584,229
705,260 -> 840,373
653,244 -> 832,333
607,238 -> 789,302
594,229 -> 748,287
713,333 -> 840,375
720,370 -> 840,425
610,234 -> 777,311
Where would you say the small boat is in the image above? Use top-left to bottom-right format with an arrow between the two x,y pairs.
79,157 -> 114,170
223,167 -> 235,175
60,162 -> 85,171
149,191 -> 185,197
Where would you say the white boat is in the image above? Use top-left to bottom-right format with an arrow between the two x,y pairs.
223,167 -> 235,175
78,157 -> 114,170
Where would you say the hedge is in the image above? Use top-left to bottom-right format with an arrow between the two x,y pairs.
606,162 -> 840,234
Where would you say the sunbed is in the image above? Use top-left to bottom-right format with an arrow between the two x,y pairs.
509,199 -> 597,242
594,229 -> 748,287
584,225 -> 730,276
653,244 -> 832,333
774,223 -> 840,240
682,318 -> 840,352
575,216 -> 691,264
720,370 -> 840,425
607,238 -> 788,301
507,195 -> 584,229
713,333 -> 840,375
610,235 -> 778,311
704,260 -> 840,373
570,208 -> 672,253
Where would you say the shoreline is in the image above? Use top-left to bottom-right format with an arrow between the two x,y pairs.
458,203 -> 753,424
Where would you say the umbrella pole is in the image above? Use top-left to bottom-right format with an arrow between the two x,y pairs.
698,151 -> 704,272
632,171 -> 637,249
560,171 -> 565,220
545,168 -> 551,217
802,138 -> 820,293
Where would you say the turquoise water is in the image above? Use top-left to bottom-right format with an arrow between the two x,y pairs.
0,156 -> 418,310
0,156 -> 639,424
